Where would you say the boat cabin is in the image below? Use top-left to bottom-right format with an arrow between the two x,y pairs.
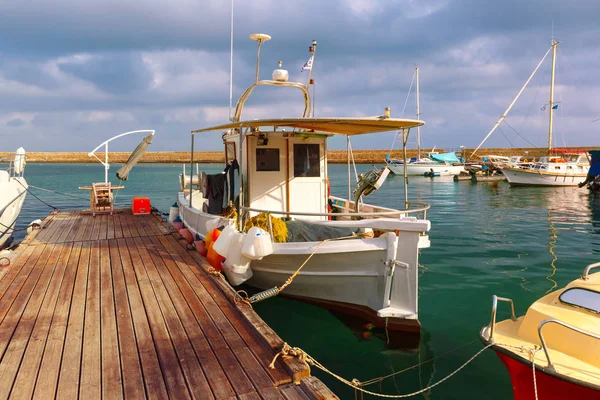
222,128 -> 329,221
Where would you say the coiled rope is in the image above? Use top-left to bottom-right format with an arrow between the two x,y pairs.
269,342 -> 494,398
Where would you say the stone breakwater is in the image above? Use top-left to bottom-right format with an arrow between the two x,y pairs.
2,147 -> 597,164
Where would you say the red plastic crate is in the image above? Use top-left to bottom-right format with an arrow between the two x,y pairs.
132,197 -> 151,215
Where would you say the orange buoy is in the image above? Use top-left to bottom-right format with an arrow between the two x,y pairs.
195,240 -> 208,257
179,228 -> 194,244
206,229 -> 225,270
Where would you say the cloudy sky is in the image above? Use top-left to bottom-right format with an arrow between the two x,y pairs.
0,0 -> 598,152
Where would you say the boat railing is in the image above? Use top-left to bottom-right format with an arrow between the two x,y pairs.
0,153 -> 26,178
489,295 -> 517,340
581,262 -> 600,280
240,203 -> 430,242
538,318 -> 600,371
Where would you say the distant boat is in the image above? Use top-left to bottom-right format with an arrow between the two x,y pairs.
496,40 -> 589,186
0,148 -> 28,248
385,67 -> 465,176
480,262 -> 600,399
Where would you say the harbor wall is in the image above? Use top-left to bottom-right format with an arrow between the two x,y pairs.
1,147 -> 598,164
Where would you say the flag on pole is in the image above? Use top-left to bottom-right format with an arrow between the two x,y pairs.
301,56 -> 313,72
552,104 -> 559,110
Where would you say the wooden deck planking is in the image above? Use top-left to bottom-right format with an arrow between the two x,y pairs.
0,210 -> 337,400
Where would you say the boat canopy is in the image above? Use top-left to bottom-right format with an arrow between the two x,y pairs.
430,152 -> 460,163
192,117 -> 424,135
589,150 -> 600,176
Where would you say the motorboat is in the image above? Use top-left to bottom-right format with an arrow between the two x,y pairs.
176,34 -> 431,334
480,262 -> 600,399
0,148 -> 28,248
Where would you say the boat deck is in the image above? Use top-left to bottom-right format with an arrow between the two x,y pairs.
0,209 -> 336,399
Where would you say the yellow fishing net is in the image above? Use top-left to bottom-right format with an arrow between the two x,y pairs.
245,213 -> 288,243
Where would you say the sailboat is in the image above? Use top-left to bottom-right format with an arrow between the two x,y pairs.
473,39 -> 589,186
0,148 -> 28,248
386,67 -> 465,176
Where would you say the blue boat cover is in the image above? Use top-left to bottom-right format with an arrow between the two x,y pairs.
590,150 -> 600,176
430,152 -> 460,163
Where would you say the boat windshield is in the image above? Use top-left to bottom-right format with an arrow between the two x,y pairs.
559,288 -> 600,314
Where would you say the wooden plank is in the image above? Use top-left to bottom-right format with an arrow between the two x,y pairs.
0,244 -> 63,399
55,211 -> 80,244
99,239 -> 124,400
31,212 -> 60,244
0,244 -> 54,350
279,384 -> 311,400
9,243 -> 74,400
56,242 -> 91,399
151,214 -> 172,235
238,392 -> 262,400
259,387 -> 286,400
299,376 -> 338,400
90,215 -> 103,241
108,240 -> 146,400
141,237 -> 235,399
159,236 -> 291,385
79,240 -> 102,399
145,214 -> 165,237
72,211 -> 93,243
121,238 -> 189,399
107,213 -> 115,240
120,213 -> 133,239
43,213 -> 71,244
116,238 -> 168,400
32,242 -> 83,400
132,237 -> 215,399
127,213 -> 144,238
81,212 -> 96,242
0,245 -> 37,299
113,213 -> 124,239
131,215 -> 150,238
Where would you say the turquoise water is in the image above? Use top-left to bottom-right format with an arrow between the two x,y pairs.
14,163 -> 600,399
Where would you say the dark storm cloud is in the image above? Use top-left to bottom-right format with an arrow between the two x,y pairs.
0,0 -> 599,151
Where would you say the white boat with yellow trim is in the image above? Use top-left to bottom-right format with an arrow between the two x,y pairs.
480,262 -> 600,399
502,152 -> 589,187
174,34 -> 431,335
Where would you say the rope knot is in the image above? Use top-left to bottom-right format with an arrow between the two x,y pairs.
351,378 -> 362,387
268,342 -> 310,371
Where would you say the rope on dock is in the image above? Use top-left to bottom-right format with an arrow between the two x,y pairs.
0,257 -> 10,267
269,342 -> 494,398
15,180 -> 58,210
26,184 -> 89,201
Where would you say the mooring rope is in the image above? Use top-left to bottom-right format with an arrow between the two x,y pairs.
15,179 -> 58,210
269,342 -> 494,398
26,184 -> 89,201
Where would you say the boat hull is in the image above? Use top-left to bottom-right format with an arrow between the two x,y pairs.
494,349 -> 600,400
177,193 -> 428,333
387,163 -> 464,176
0,177 -> 27,248
501,167 -> 587,187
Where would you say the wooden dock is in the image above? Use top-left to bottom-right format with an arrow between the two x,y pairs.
0,209 -> 337,399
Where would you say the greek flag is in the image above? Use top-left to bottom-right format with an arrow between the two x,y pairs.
552,104 -> 559,110
301,56 -> 313,72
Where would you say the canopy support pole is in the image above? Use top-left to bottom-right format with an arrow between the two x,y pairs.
347,135 -> 351,204
403,129 -> 409,209
189,133 -> 194,208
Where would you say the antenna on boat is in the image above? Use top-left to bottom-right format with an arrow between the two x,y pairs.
250,33 -> 271,84
228,0 -> 234,121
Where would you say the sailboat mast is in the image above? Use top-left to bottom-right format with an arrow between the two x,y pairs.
548,39 -> 558,153
415,66 -> 421,159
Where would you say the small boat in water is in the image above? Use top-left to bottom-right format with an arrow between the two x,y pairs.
0,148 -> 27,248
580,150 -> 600,194
176,34 -> 431,334
480,262 -> 600,399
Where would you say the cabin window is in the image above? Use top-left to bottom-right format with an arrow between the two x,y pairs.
559,288 -> 600,314
555,166 -> 561,170
225,142 -> 236,163
256,148 -> 280,171
293,144 -> 320,177
567,166 -> 573,170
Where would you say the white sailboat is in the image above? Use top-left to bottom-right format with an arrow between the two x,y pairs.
386,67 -> 465,176
176,34 -> 431,335
0,148 -> 28,248
472,39 -> 589,186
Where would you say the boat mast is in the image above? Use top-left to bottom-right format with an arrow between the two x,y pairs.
415,66 -> 421,159
548,39 -> 559,154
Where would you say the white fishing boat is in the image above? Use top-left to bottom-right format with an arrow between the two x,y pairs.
386,68 -> 464,176
0,148 -> 28,248
176,34 -> 431,334
471,39 -> 590,186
